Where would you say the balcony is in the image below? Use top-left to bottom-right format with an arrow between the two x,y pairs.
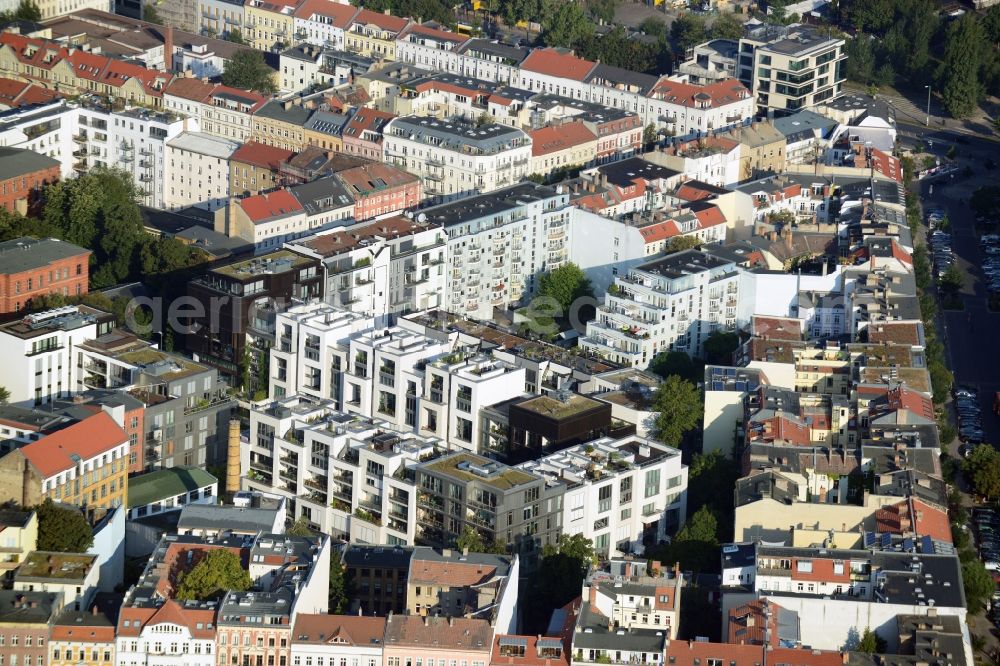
72,161 -> 88,173
304,476 -> 327,492
73,133 -> 88,143
184,395 -> 234,415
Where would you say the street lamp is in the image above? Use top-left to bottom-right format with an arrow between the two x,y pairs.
925,85 -> 931,127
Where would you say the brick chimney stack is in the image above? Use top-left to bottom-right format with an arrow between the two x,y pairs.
164,25 -> 174,73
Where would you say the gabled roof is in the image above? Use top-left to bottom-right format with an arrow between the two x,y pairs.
650,77 -> 750,107
350,8 -> 409,33
529,121 -> 597,156
293,0 -> 359,26
291,614 -> 386,646
400,22 -> 470,46
239,189 -> 304,223
164,76 -> 216,102
230,141 -> 294,170
20,411 -> 127,478
521,48 -> 597,81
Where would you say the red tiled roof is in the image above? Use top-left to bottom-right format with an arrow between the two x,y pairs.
665,640 -> 766,666
0,77 -> 59,108
529,121 -> 597,156
693,205 -> 726,228
292,614 -> 386,645
651,77 -> 750,107
351,8 -> 409,33
521,48 -> 597,81
231,141 -> 294,169
342,108 -> 395,139
490,634 -> 571,666
639,220 -> 681,244
409,559 -> 497,586
401,22 -> 470,45
336,162 -> 418,195
890,239 -> 912,266
675,182 -> 717,202
21,412 -> 127,478
239,189 -> 304,223
293,0 -> 358,27
164,77 -> 217,102
886,385 -> 934,421
728,599 -> 779,646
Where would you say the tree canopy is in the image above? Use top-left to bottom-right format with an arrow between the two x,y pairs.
940,15 -> 984,118
523,534 -> 596,632
176,549 -> 252,601
535,262 -> 593,315
0,0 -> 41,22
858,628 -> 887,654
964,445 -> 1000,500
286,517 -> 315,536
647,506 -> 718,572
649,351 -> 702,383
653,375 -> 703,445
222,50 -> 277,95
329,548 -> 352,614
962,557 -> 996,614
36,499 -> 93,553
703,331 -> 740,365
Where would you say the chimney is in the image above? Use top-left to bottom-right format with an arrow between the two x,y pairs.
462,547 -> 469,557
164,25 -> 173,73
588,584 -> 599,613
92,605 -> 99,616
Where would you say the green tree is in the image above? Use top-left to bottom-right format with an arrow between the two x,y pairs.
965,445 -> 1000,500
709,13 -> 742,40
703,331 -> 739,365
176,549 -> 252,601
226,28 -> 247,44
986,5 -> 1000,45
524,533 -> 596,632
222,49 -> 277,95
858,628 -> 886,653
676,505 -> 718,543
643,124 -> 658,149
640,16 -> 668,39
670,13 -> 707,53
0,386 -> 9,404
962,558 -> 996,613
329,548 -> 351,613
647,506 -> 719,572
648,350 -> 700,383
939,15 -> 984,119
939,264 -> 964,295
142,2 -> 162,24
6,0 -> 42,21
287,517 -> 314,536
586,0 -> 617,23
667,236 -> 701,253
36,499 -> 93,553
535,262 -> 593,314
456,525 -> 486,553
971,186 -> 1000,219
928,360 -> 953,405
540,1 -> 594,49
652,375 -> 703,445
849,0 -> 893,33
844,34 -> 876,84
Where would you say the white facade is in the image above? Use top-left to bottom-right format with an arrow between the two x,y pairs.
568,208 -> 649,296
293,14 -> 348,50
76,106 -> 192,209
422,183 -> 571,320
0,306 -> 102,407
242,397 -> 436,545
581,250 -> 749,367
165,131 -> 239,211
0,101 -> 78,178
382,116 -> 532,203
518,436 -> 688,556
116,617 -> 218,666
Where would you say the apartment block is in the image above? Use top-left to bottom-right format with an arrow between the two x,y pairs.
292,0 -> 359,50
75,104 -> 191,209
0,237 -> 91,315
165,131 -> 239,211
185,249 -> 323,387
290,615 -> 386,666
0,509 -> 37,577
49,604 -> 117,666
0,591 -> 57,666
242,397 -> 433,543
197,0 -> 247,39
0,411 -> 128,509
163,79 -> 268,143
286,216 -> 446,321
518,436 -> 687,556
382,115 -> 532,203
0,146 -> 60,215
13,551 -> 99,612
582,249 -> 749,367
343,543 -> 413,615
737,24 -> 846,114
420,182 -> 571,320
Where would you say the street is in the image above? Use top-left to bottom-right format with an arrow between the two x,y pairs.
905,129 -> 1000,448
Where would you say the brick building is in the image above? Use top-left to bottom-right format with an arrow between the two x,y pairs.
0,147 -> 60,215
0,237 -> 92,315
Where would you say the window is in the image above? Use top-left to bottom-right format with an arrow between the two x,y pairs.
598,484 -> 612,513
644,469 -> 660,498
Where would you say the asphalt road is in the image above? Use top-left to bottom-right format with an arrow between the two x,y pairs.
904,127 -> 1000,448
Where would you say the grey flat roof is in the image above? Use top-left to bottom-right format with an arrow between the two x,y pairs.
289,175 -> 355,214
388,115 -> 528,153
344,543 -> 414,569
176,504 -> 278,532
595,157 -> 680,188
0,237 -> 90,275
0,147 -> 59,180
167,131 -> 240,158
254,99 -> 314,126
420,182 -> 559,228
637,248 -> 734,278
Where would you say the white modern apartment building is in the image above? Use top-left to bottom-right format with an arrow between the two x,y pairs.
737,24 -> 846,113
0,100 -> 78,178
243,396 -> 437,544
518,436 -> 687,556
165,131 -> 239,211
285,215 -> 448,322
270,303 -> 373,405
340,325 -> 451,430
419,182 -> 571,320
0,305 -> 111,407
416,352 -> 525,453
293,0 -> 357,50
582,249 -> 750,367
76,105 -> 192,209
382,115 -> 532,203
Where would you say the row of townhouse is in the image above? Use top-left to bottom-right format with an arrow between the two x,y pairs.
0,303 -> 235,472
238,300 -> 687,558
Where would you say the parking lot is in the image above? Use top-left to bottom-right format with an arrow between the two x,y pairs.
955,385 -> 985,448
